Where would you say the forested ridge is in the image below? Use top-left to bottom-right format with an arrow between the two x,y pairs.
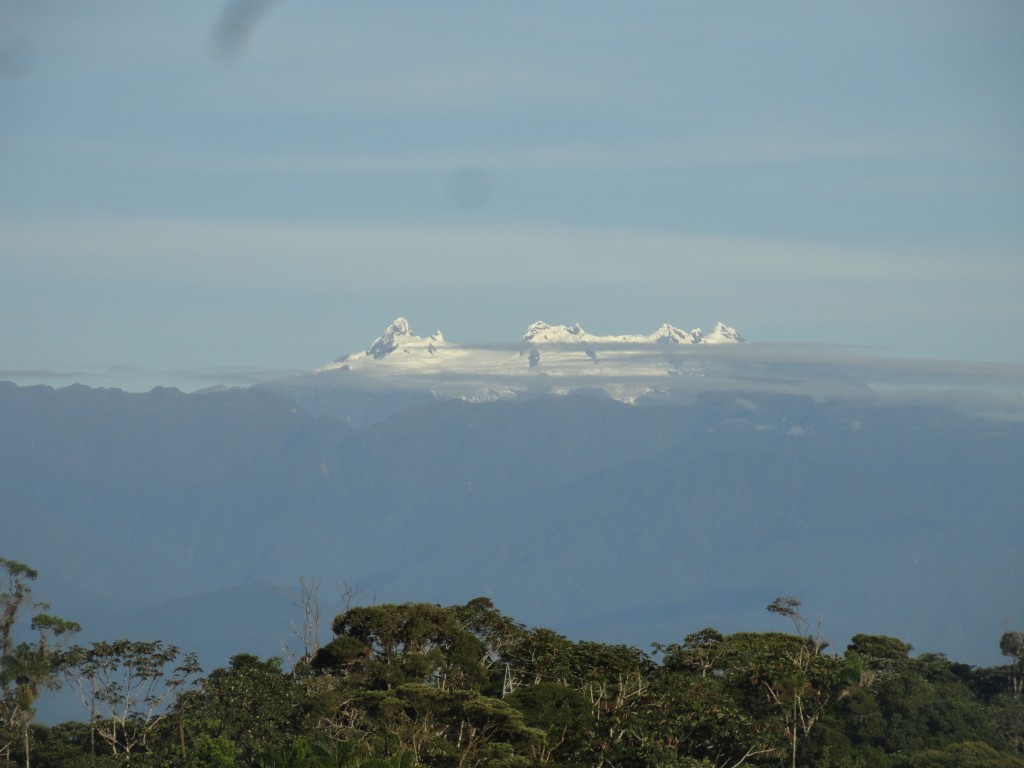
3,559 -> 1023,768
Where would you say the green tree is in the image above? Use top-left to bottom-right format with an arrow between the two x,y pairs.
312,602 -> 553,765
564,640 -> 653,766
254,736 -> 343,768
647,667 -> 782,768
62,639 -> 200,763
1001,633 -> 1024,696
848,634 -> 913,666
175,654 -> 307,767
499,627 -> 577,693
762,597 -> 844,768
989,693 -> 1024,757
189,733 -> 239,768
347,682 -> 543,767
505,681 -> 591,763
0,558 -> 79,768
903,740 -> 1024,768
315,603 -> 489,692
22,721 -> 121,768
831,651 -> 1006,759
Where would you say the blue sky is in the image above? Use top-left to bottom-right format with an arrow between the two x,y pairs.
2,1 -> 1022,391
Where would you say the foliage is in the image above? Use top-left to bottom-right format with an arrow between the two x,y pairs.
1001,633 -> 1024,696
61,638 -> 201,761
0,557 -> 79,768
318,603 -> 490,692
901,741 -> 1024,768
6,570 -> 1024,768
176,653 -> 307,766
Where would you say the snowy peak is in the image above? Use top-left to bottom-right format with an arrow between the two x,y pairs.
521,321 -> 662,345
331,317 -> 445,364
522,322 -> 589,344
521,321 -> 745,346
366,317 -> 414,359
318,316 -> 745,375
650,324 -> 695,344
703,322 -> 745,344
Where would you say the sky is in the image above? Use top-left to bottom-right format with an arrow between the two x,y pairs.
2,1 -> 1023,392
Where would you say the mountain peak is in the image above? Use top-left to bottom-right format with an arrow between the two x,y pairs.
703,322 -> 746,344
650,324 -> 693,344
521,321 -> 746,346
319,316 -> 746,374
366,317 -> 414,359
522,321 -> 588,344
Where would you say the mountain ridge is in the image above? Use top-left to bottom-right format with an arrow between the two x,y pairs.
321,316 -> 745,374
4,381 -> 1020,677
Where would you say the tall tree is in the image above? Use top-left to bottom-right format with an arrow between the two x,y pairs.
764,597 -> 843,768
1001,632 -> 1024,696
654,629 -> 784,768
315,602 -> 489,692
175,654 -> 307,766
0,557 -> 79,768
62,639 -> 200,762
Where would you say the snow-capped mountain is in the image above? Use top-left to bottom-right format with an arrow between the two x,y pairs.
353,317 -> 448,361
319,317 -> 745,376
260,317 -> 752,423
520,320 -> 744,345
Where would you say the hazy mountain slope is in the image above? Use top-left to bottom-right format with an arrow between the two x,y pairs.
457,395 -> 1023,660
2,381 -> 1021,683
0,382 -> 355,600
354,392 -> 1023,663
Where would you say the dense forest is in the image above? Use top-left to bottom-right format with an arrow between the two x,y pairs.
3,558 -> 1023,768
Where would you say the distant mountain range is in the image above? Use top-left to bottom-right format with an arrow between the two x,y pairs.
257,316 -> 1022,428
318,316 -> 745,377
322,316 -> 745,370
257,318 -> 763,425
3,323 -> 1023,722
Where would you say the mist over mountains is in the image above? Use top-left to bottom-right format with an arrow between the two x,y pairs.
259,317 -> 1023,427
3,321 -> 1023,724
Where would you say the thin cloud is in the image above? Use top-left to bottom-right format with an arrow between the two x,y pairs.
166,365 -> 306,386
313,342 -> 1024,421
0,365 -> 302,392
29,130 -> 994,177
4,217 -> 1006,286
0,368 -> 86,381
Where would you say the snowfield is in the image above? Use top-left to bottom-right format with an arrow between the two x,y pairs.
317,317 -> 746,380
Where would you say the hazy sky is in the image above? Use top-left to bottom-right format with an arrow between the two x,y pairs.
2,1 -> 1023,391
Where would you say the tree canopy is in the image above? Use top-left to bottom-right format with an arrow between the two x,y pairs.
3,559 -> 1022,768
